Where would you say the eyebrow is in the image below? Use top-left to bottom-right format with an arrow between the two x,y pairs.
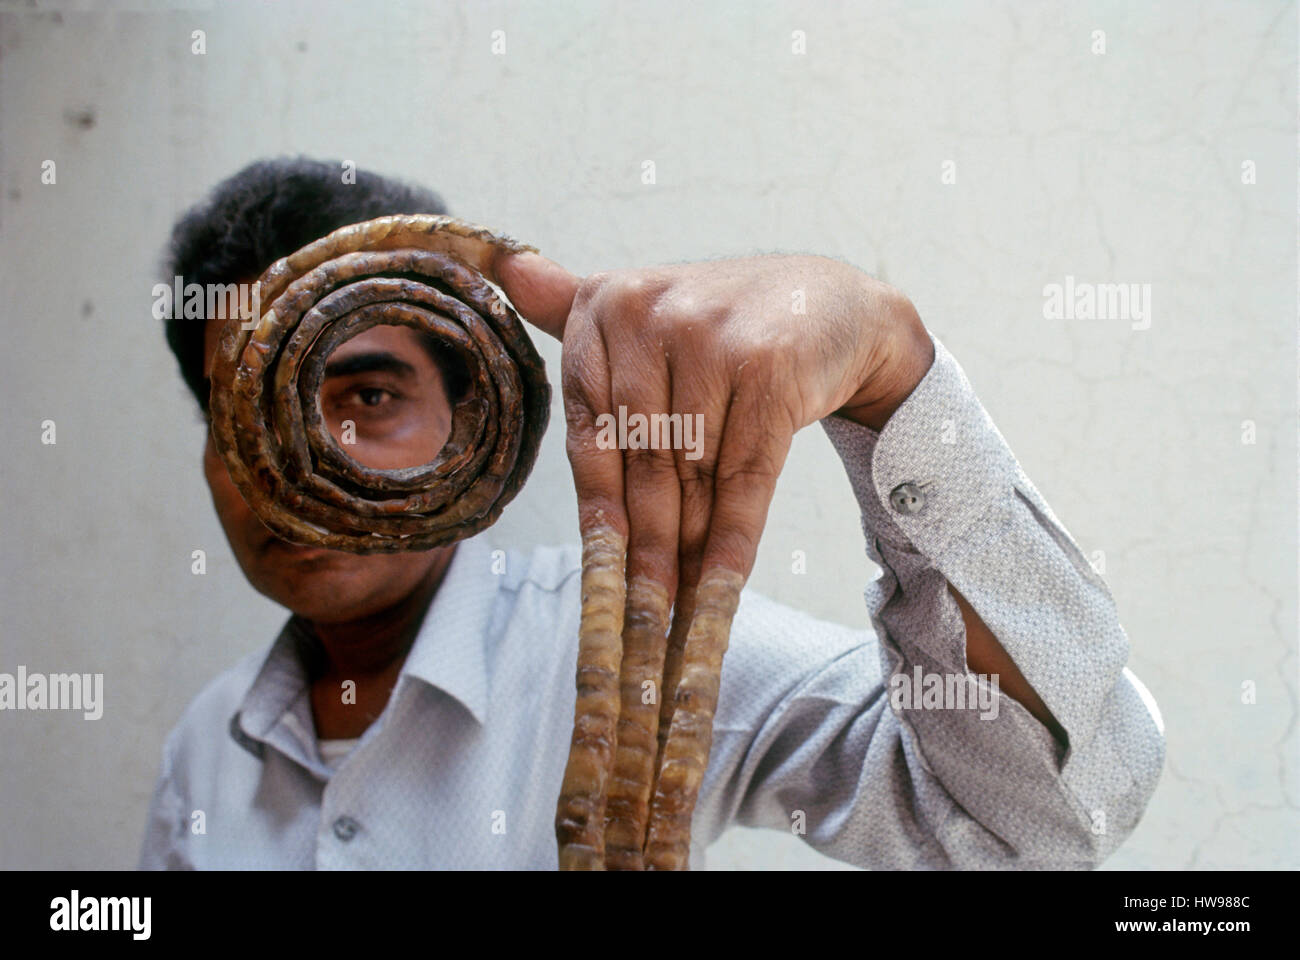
323,351 -> 417,380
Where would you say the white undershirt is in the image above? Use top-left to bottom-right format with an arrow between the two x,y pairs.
318,737 -> 360,768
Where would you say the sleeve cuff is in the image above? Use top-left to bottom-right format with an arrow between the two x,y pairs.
819,331 -> 1014,557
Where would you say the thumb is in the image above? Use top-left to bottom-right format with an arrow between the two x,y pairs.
491,250 -> 581,341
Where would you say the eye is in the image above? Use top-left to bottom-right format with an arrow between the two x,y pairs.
358,387 -> 392,406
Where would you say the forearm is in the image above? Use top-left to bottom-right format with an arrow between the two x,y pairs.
949,583 -> 1067,745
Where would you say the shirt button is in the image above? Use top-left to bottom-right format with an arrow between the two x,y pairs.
332,815 -> 360,842
889,482 -> 926,515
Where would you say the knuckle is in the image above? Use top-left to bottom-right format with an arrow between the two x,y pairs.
652,292 -> 729,338
605,272 -> 669,320
575,270 -> 613,307
626,513 -> 676,553
563,398 -> 595,435
560,346 -> 605,406
559,359 -> 589,403
623,443 -> 678,482
734,358 -> 803,432
704,530 -> 752,579
676,455 -> 716,495
564,429 -> 607,476
739,343 -> 782,380
716,450 -> 781,490
561,389 -> 603,444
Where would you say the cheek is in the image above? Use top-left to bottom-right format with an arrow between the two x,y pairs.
203,438 -> 253,533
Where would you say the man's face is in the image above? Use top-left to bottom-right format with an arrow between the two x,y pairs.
202,315 -> 456,623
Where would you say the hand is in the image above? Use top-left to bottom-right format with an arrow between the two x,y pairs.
491,251 -> 934,593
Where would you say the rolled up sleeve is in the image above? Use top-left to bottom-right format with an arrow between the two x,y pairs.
711,331 -> 1164,869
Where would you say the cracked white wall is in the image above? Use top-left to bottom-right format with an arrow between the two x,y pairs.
0,0 -> 1294,869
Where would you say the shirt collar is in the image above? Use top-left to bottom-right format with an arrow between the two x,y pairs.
228,614 -> 318,765
228,534 -> 500,761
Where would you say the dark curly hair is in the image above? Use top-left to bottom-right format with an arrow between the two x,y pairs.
161,156 -> 464,416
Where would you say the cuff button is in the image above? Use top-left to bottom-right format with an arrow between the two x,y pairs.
332,815 -> 360,842
889,482 -> 926,515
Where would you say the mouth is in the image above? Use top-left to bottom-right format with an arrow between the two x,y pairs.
256,533 -> 335,560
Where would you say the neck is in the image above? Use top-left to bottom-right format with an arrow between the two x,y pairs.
306,545 -> 457,680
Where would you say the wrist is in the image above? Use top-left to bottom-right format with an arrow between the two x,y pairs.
835,292 -> 935,432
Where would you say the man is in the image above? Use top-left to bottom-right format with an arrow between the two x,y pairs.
139,156 -> 1164,869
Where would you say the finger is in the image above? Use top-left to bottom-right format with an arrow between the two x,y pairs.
555,519 -> 625,869
671,373 -> 732,596
554,306 -> 628,870
604,576 -> 672,870
603,336 -> 678,870
656,375 -> 731,775
644,563 -> 746,869
655,580 -> 694,787
644,394 -> 789,870
697,389 -> 792,582
491,250 -> 582,340
614,342 -> 680,594
560,302 -> 628,538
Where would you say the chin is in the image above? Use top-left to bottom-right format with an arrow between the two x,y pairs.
248,549 -> 425,623
250,559 -> 370,617
261,582 -> 380,623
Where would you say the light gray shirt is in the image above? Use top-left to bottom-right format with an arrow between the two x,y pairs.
137,332 -> 1165,870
